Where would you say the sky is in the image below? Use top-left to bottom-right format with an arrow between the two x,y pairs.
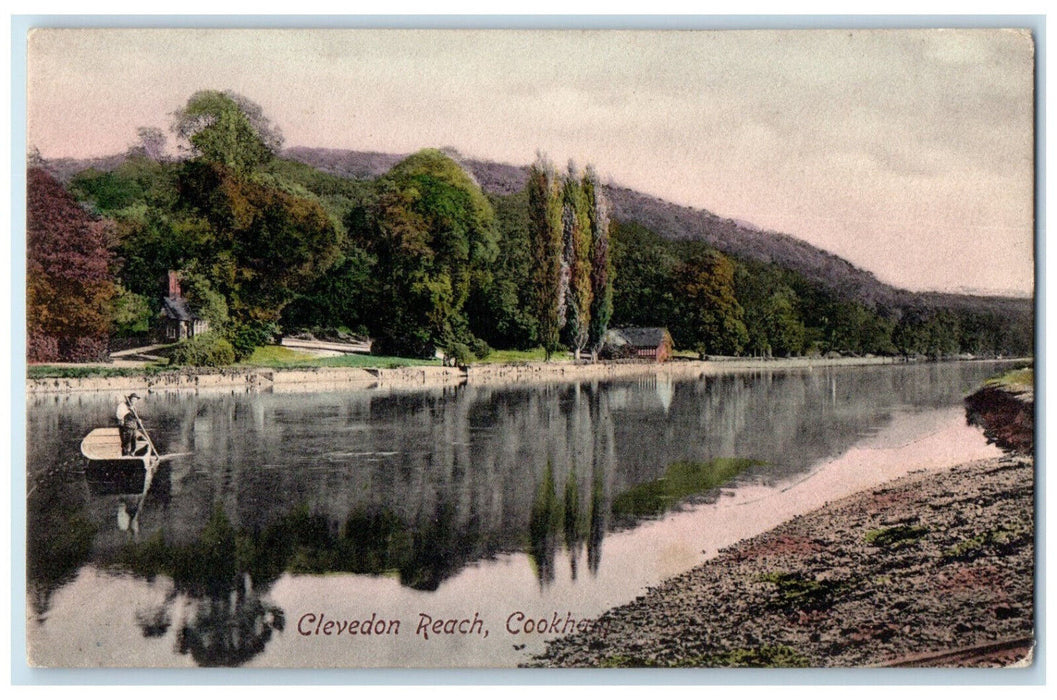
25,27 -> 1036,297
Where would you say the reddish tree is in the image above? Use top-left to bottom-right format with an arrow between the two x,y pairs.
27,168 -> 114,362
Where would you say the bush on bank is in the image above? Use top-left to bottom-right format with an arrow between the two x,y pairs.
168,331 -> 236,367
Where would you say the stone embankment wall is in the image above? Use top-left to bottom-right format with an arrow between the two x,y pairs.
27,356 -> 911,395
26,365 -> 469,394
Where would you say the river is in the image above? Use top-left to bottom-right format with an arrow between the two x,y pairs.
24,361 -> 1011,668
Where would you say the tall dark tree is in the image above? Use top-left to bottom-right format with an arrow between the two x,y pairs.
465,189 -> 538,349
609,221 -> 679,330
527,155 -> 564,358
560,163 -> 592,357
583,166 -> 613,357
348,149 -> 498,357
734,263 -> 806,357
27,168 -> 115,361
670,247 -> 748,356
176,161 -> 340,340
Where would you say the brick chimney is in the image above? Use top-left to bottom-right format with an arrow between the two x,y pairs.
168,270 -> 181,299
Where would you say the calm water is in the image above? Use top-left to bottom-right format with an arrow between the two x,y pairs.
25,362 -> 1009,667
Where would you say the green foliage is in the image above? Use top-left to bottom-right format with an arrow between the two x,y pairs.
560,163 -> 593,354
670,246 -> 748,355
985,366 -> 1033,389
176,160 -> 340,329
110,284 -> 153,336
474,347 -> 550,364
169,330 -> 236,367
54,91 -> 1032,362
942,525 -> 1031,562
280,248 -> 374,332
527,156 -> 612,358
68,168 -> 146,213
225,320 -> 277,361
178,269 -> 229,330
610,221 -> 679,330
527,157 -> 565,358
584,166 -> 614,355
173,90 -> 282,174
735,262 -> 806,357
28,364 -> 170,380
466,189 -> 539,349
237,346 -> 438,369
348,149 -> 498,358
893,306 -> 962,358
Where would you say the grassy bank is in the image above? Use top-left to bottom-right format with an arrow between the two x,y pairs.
983,365 -> 1033,391
240,346 -> 440,369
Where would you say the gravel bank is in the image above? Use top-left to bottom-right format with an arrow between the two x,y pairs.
529,452 -> 1034,668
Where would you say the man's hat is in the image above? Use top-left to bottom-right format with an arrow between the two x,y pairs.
127,393 -> 140,401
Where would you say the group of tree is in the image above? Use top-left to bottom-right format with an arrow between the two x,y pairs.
52,90 -> 343,362
609,220 -> 1032,359
27,89 -> 1033,365
526,157 -> 613,359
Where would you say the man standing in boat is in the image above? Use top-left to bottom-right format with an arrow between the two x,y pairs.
116,393 -> 141,456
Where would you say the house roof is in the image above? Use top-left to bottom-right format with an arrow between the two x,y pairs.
161,296 -> 199,322
611,327 -> 671,348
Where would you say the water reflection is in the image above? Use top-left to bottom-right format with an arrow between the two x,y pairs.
25,361 -> 1013,667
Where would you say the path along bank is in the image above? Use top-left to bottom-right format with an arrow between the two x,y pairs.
529,378 -> 1035,668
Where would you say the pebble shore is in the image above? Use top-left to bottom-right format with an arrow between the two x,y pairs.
530,451 -> 1034,668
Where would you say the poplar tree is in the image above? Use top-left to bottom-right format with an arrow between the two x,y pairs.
561,163 -> 593,357
527,155 -> 564,358
584,166 -> 613,358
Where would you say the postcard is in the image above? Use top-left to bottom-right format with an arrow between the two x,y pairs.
22,25 -> 1036,672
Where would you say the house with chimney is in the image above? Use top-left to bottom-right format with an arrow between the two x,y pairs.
159,271 -> 208,341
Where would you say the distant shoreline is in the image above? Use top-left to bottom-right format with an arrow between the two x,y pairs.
24,355 -> 1028,395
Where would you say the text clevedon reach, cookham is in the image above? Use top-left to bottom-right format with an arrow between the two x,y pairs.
296,611 -> 595,640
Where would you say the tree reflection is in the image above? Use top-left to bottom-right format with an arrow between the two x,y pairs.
117,507 -> 283,666
528,461 -> 561,586
27,503 -> 96,619
399,501 -> 478,591
563,474 -> 584,581
174,573 -> 285,667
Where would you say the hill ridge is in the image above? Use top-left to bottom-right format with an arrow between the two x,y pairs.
281,146 -> 1030,314
40,145 -> 1031,317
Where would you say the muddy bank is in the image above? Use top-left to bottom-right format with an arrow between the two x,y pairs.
965,383 -> 1034,455
529,453 -> 1034,668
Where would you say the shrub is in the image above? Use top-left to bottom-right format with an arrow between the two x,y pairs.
27,333 -> 59,363
169,331 -> 236,367
227,321 -> 276,361
469,336 -> 492,360
445,342 -> 474,366
61,336 -> 110,362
